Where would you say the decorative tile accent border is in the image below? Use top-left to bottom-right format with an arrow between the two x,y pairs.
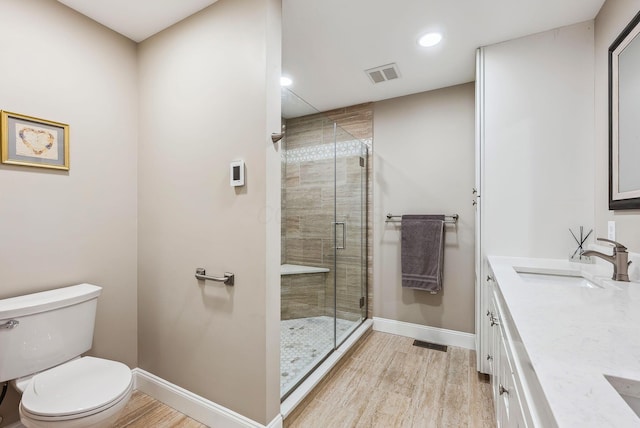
284,139 -> 371,164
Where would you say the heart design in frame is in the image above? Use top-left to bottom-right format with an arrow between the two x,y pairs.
18,127 -> 55,155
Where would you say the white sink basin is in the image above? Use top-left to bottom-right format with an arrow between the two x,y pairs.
517,272 -> 600,288
605,375 -> 640,418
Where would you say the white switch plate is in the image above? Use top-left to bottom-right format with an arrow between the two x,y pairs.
608,221 -> 616,241
230,160 -> 245,187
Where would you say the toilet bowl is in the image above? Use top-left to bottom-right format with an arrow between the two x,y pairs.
0,284 -> 133,428
14,357 -> 133,428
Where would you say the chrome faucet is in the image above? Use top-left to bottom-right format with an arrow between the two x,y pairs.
582,238 -> 631,282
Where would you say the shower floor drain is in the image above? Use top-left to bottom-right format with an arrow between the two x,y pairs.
412,340 -> 447,352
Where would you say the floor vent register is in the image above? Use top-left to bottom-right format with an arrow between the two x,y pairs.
412,340 -> 447,352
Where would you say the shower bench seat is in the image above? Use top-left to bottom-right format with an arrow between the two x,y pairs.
280,264 -> 330,276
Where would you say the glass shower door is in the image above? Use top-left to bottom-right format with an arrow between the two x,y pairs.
280,113 -> 338,399
280,90 -> 368,399
333,125 -> 367,347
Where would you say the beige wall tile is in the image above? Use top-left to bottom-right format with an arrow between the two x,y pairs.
282,103 -> 373,322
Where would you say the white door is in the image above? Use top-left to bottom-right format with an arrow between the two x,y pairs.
475,47 -> 490,373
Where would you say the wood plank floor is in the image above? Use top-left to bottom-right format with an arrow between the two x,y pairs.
113,390 -> 207,428
114,331 -> 493,428
285,331 -> 495,428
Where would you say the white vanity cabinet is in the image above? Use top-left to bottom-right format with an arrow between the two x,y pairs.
485,266 -> 558,428
485,256 -> 640,427
487,272 -> 530,428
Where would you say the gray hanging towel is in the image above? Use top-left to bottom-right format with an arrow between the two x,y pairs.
401,215 -> 445,293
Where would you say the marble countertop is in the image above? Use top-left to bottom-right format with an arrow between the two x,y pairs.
488,255 -> 640,428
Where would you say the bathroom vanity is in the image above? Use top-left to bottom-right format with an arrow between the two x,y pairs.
486,256 -> 640,427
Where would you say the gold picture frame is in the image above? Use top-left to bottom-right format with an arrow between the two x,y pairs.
1,111 -> 69,170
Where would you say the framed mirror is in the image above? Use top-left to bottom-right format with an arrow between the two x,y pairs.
609,10 -> 640,210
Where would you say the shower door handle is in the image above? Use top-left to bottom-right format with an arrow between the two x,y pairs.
335,222 -> 346,249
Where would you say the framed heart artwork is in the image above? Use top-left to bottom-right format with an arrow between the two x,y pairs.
1,111 -> 69,170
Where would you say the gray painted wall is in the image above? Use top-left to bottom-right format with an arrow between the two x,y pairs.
373,83 -> 476,334
0,0 -> 139,424
0,0 -> 281,425
137,0 -> 281,424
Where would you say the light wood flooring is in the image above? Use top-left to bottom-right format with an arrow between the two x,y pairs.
285,330 -> 495,428
113,390 -> 206,428
113,331 -> 493,428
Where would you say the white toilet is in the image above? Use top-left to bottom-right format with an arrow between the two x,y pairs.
0,284 -> 133,428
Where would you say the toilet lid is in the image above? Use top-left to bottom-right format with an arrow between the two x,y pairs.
21,357 -> 132,418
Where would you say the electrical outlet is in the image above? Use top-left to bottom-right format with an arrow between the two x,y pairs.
608,221 -> 616,241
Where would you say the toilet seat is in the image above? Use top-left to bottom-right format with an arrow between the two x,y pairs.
20,357 -> 132,421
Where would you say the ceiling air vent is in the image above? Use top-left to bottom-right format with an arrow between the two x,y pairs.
365,63 -> 400,84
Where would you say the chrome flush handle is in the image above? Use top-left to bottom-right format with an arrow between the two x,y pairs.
0,320 -> 19,329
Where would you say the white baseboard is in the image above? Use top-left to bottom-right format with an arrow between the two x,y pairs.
133,369 -> 283,428
373,317 -> 475,349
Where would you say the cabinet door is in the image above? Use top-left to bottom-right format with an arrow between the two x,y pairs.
475,48 -> 486,373
481,268 -> 494,374
496,327 -> 510,427
510,396 -> 528,428
497,320 -> 529,428
489,289 -> 500,408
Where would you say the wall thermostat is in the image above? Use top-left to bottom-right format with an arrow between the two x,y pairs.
230,160 -> 245,187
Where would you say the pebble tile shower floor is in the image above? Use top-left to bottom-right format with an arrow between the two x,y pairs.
281,316 -> 356,395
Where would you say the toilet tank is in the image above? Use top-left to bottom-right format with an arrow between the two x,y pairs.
0,284 -> 102,383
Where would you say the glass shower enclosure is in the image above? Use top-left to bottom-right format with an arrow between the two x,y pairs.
280,89 -> 367,398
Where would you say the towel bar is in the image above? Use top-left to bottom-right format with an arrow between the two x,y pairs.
195,268 -> 234,286
385,213 -> 458,224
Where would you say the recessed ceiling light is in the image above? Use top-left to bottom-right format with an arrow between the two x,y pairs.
418,32 -> 442,47
280,76 -> 293,87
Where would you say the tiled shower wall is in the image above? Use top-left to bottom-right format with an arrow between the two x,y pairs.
281,103 -> 373,321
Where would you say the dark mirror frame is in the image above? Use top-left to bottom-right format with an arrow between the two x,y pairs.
609,9 -> 640,210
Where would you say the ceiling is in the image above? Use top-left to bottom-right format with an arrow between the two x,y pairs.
57,0 -> 219,42
282,0 -> 605,115
57,0 -> 605,116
